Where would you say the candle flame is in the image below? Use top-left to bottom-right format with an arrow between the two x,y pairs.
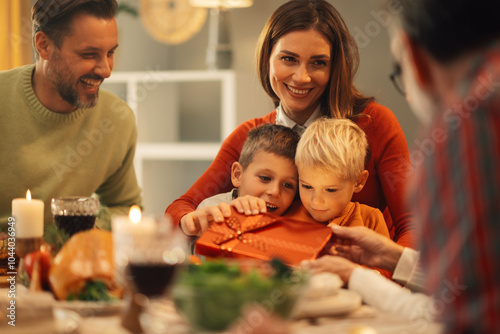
129,205 -> 141,224
26,189 -> 32,201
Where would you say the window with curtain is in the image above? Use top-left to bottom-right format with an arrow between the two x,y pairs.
0,0 -> 32,71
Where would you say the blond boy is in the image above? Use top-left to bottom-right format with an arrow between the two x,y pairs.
293,118 -> 389,237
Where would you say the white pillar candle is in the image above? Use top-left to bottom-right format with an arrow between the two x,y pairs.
112,206 -> 157,267
11,189 -> 44,238
112,205 -> 155,235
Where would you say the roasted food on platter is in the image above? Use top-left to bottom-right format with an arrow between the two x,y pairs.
48,229 -> 120,300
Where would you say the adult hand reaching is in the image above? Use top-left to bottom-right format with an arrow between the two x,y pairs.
330,225 -> 405,272
302,256 -> 359,285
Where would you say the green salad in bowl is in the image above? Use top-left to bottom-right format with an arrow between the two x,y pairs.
172,259 -> 307,332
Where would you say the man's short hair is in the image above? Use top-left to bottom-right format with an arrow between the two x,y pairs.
296,118 -> 368,181
396,0 -> 500,62
239,124 -> 300,170
32,0 -> 117,56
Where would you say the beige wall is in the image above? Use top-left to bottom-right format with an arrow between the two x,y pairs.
112,0 -> 420,215
115,0 -> 418,137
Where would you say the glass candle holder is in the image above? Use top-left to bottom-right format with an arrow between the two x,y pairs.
112,209 -> 187,334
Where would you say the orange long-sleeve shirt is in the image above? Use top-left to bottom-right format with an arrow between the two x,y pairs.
285,200 -> 390,238
166,102 -> 415,248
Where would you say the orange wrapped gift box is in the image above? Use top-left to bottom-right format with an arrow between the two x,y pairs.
195,209 -> 333,267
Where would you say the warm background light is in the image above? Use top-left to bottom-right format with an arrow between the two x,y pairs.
189,0 -> 253,8
189,0 -> 253,70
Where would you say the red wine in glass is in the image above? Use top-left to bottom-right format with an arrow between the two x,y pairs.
54,214 -> 96,237
128,263 -> 178,297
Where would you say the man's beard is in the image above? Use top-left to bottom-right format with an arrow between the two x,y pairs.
47,52 -> 101,110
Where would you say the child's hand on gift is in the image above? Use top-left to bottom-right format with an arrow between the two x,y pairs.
180,196 -> 268,237
229,195 -> 267,216
180,203 -> 233,236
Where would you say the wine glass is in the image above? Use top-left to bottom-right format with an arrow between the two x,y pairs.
112,211 -> 188,334
51,196 -> 99,237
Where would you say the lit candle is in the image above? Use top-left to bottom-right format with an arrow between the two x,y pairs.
11,189 -> 44,238
112,205 -> 155,235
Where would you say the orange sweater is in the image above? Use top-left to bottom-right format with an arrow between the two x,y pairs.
284,200 -> 390,238
284,199 -> 392,278
166,102 -> 415,248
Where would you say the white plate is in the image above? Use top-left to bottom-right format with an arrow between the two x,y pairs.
53,308 -> 82,334
55,299 -> 125,317
292,289 -> 362,319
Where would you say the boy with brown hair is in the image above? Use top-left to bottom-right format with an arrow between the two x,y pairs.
180,124 -> 300,236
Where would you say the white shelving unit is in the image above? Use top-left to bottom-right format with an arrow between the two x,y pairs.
104,70 -> 236,188
103,70 -> 236,213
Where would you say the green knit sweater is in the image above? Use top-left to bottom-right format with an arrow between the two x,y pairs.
0,65 -> 142,230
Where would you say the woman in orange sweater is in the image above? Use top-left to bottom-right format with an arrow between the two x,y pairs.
166,0 -> 414,248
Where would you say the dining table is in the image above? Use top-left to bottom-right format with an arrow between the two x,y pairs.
71,304 -> 444,334
0,274 -> 444,334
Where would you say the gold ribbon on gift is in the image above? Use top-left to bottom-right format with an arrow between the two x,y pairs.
213,214 -> 278,251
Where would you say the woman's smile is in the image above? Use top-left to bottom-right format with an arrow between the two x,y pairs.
286,84 -> 313,96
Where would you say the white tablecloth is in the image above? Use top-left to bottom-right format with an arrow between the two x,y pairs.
0,283 -> 444,334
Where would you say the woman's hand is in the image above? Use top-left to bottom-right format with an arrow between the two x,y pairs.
330,225 -> 405,272
230,195 -> 267,216
180,204 -> 232,236
302,256 -> 359,285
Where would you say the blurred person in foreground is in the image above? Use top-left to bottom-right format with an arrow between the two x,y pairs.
0,0 -> 142,229
305,0 -> 500,332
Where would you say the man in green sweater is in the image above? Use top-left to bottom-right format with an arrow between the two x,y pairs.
0,0 -> 142,230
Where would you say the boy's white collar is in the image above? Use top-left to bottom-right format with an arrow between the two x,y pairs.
275,104 -> 323,130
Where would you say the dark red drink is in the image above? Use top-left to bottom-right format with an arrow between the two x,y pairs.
129,263 -> 177,297
54,215 -> 96,237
